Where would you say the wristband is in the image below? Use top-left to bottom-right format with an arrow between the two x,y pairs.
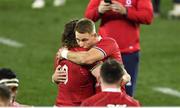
61,49 -> 69,59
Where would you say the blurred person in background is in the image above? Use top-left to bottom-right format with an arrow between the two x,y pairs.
32,0 -> 66,9
152,0 -> 161,17
81,59 -> 140,107
0,68 -> 27,107
0,84 -> 11,106
85,0 -> 153,97
169,0 -> 180,18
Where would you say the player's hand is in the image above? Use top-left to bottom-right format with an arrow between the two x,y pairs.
122,72 -> 131,84
52,65 -> 67,84
98,0 -> 111,14
111,1 -> 127,15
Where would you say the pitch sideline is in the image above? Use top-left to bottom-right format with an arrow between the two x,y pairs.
153,87 -> 180,98
0,37 -> 24,48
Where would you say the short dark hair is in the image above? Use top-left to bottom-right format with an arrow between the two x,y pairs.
0,68 -> 17,80
0,84 -> 11,102
75,18 -> 96,34
0,68 -> 19,87
61,19 -> 79,49
100,59 -> 124,84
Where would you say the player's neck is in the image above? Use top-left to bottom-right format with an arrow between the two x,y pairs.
101,84 -> 121,92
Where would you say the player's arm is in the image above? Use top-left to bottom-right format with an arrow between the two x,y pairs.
57,48 -> 104,64
122,69 -> 131,84
91,63 -> 131,84
125,0 -> 153,24
85,0 -> 101,22
90,61 -> 103,82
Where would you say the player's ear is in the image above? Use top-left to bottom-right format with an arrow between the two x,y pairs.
91,33 -> 97,37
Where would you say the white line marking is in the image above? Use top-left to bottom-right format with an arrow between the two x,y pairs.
153,87 -> 180,98
0,37 -> 24,48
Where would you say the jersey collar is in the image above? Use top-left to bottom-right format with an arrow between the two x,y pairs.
102,88 -> 121,92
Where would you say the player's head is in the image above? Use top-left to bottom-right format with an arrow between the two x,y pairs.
100,59 -> 125,85
61,19 -> 79,49
75,18 -> 97,49
0,84 -> 11,106
0,68 -> 19,102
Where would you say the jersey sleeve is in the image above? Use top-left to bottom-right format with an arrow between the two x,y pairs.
93,38 -> 119,58
84,0 -> 101,22
126,0 -> 153,24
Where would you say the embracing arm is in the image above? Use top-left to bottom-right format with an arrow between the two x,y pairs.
58,48 -> 104,65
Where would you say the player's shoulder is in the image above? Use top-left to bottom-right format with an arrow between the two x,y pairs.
82,92 -> 104,105
59,59 -> 74,66
122,93 -> 140,106
87,92 -> 105,101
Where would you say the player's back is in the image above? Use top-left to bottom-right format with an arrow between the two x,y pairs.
81,92 -> 140,107
55,47 -> 95,106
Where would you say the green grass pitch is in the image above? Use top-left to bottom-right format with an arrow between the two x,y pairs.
0,0 -> 180,106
